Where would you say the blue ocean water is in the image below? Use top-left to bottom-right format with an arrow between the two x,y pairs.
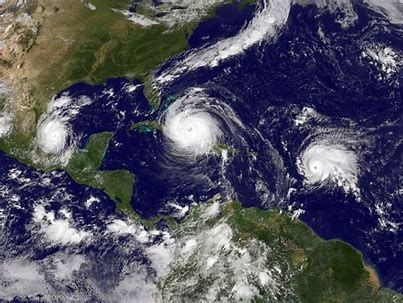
0,1 -> 401,294
0,150 -> 117,253
150,2 -> 403,289
188,3 -> 257,48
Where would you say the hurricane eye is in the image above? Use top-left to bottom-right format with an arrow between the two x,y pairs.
298,141 -> 360,194
161,88 -> 242,158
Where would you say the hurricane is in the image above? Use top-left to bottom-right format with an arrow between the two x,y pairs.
35,95 -> 92,165
1,0 -> 402,300
163,105 -> 222,156
161,87 -> 243,158
0,112 -> 12,138
297,136 -> 360,193
36,119 -> 70,154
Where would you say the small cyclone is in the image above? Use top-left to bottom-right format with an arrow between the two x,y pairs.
161,87 -> 243,158
35,95 -> 92,165
297,133 -> 361,194
0,112 -> 13,138
37,119 -> 70,154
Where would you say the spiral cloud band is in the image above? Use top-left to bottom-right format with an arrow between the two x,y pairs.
297,140 -> 360,193
36,119 -> 69,154
162,88 -> 243,157
35,95 -> 92,165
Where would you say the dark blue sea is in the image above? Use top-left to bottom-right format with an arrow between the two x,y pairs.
0,1 -> 402,295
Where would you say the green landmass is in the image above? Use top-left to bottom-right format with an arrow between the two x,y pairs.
130,120 -> 163,133
212,142 -> 237,155
226,202 -> 399,302
31,0 -> 193,115
1,2 -> 401,300
0,0 -> 259,211
158,200 -> 403,302
0,0 -> 209,155
66,132 -> 135,213
33,0 -> 256,112
2,0 -> 259,139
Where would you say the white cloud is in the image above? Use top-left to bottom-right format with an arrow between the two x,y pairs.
0,259 -> 49,299
156,0 -> 292,85
201,201 -> 220,219
146,232 -> 175,277
362,44 -> 401,80
36,119 -> 69,154
85,195 -> 100,208
161,87 -> 244,158
159,222 -> 286,302
35,94 -> 92,165
52,254 -> 85,280
294,107 -> 321,126
107,219 -> 151,243
0,112 -> 12,138
33,205 -> 90,245
156,0 -> 360,86
113,9 -> 159,27
364,0 -> 403,24
297,138 -> 360,195
45,219 -> 89,245
113,268 -> 157,303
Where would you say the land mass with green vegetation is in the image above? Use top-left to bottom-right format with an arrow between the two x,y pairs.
227,202 -> 396,302
1,0 -> 191,146
131,120 -> 163,133
66,132 -> 135,213
1,2 -> 401,300
0,0 -> 254,209
159,200 -> 402,302
1,0 -> 253,139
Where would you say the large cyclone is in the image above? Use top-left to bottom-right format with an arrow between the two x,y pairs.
161,87 -> 244,158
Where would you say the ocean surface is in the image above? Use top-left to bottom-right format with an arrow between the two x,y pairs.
0,1 -> 401,293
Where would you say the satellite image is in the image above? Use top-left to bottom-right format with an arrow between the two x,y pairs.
0,0 -> 402,302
